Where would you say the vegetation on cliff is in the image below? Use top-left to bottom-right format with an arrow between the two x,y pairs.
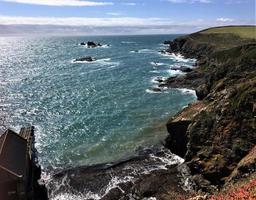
164,26 -> 256,195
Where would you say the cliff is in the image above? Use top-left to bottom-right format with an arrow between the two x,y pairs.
163,26 -> 256,192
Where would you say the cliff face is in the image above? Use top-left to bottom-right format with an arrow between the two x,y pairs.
164,27 -> 256,191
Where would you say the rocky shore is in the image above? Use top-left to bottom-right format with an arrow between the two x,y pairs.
162,26 -> 256,194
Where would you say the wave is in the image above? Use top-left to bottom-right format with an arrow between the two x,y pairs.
121,41 -> 136,44
130,49 -> 156,54
149,62 -> 166,66
149,70 -> 161,74
160,52 -> 196,64
168,69 -> 184,77
96,58 -> 120,66
146,87 -> 168,94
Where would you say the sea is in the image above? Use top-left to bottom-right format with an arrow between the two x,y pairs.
0,34 -> 196,199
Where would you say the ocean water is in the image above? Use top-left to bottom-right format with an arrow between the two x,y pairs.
0,35 -> 196,171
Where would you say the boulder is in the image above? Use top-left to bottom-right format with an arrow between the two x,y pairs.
196,84 -> 209,100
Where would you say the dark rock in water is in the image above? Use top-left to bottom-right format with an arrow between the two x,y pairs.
164,40 -> 172,45
195,84 -> 209,100
152,88 -> 162,92
74,56 -> 96,62
180,66 -> 193,73
80,41 -> 104,48
155,77 -> 165,83
172,66 -> 193,73
47,147 -> 190,199
87,41 -> 97,47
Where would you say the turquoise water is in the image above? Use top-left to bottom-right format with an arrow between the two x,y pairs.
0,35 -> 196,170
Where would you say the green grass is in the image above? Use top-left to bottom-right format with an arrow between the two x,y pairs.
200,26 -> 256,40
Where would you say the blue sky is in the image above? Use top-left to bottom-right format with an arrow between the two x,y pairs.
0,0 -> 255,34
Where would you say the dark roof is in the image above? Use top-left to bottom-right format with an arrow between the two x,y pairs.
0,129 -> 28,179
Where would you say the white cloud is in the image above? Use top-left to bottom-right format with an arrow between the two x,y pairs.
167,0 -> 212,3
0,15 -> 249,28
122,2 -> 136,6
0,16 -> 174,26
0,15 -> 253,35
216,17 -> 234,22
2,0 -> 113,6
107,12 -> 121,16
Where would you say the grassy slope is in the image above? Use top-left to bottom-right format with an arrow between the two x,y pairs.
185,26 -> 256,50
200,26 -> 256,39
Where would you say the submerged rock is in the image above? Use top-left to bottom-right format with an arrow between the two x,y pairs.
74,56 -> 96,62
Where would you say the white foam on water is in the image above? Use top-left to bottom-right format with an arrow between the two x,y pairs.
104,175 -> 134,195
138,49 -> 156,53
145,89 -> 161,94
80,44 -> 110,49
51,193 -> 91,200
168,69 -> 184,77
177,164 -> 195,192
150,76 -> 166,84
160,52 -> 196,64
96,58 -> 120,67
100,44 -> 111,48
149,62 -> 166,66
149,70 -> 161,74
177,88 -> 196,97
149,152 -> 184,170
143,197 -> 157,200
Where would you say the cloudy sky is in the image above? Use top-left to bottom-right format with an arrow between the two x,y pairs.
0,0 -> 255,35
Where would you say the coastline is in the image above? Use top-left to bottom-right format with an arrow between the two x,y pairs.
1,26 -> 255,199
47,26 -> 256,199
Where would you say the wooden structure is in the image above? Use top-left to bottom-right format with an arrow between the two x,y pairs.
0,127 -> 37,200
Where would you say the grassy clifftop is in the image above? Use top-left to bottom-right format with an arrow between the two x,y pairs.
172,26 -> 256,53
199,26 -> 256,39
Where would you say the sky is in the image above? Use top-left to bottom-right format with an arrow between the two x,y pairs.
0,0 -> 255,35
